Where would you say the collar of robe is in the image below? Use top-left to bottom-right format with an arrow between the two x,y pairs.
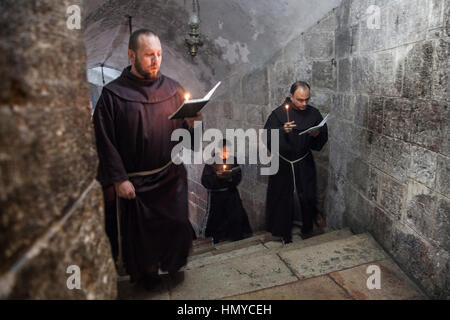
104,66 -> 181,104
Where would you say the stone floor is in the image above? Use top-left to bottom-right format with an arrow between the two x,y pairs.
118,227 -> 427,300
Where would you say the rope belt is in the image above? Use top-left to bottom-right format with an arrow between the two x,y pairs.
277,152 -> 310,192
127,160 -> 173,178
276,152 -> 310,224
115,160 -> 172,274
208,187 -> 229,192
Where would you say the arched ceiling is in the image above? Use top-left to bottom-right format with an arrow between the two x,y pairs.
83,0 -> 341,95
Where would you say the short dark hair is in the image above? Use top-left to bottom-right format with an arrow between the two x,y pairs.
290,81 -> 311,95
128,29 -> 158,52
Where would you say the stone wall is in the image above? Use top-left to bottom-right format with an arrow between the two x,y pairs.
190,0 -> 449,299
0,0 -> 117,299
324,0 -> 449,299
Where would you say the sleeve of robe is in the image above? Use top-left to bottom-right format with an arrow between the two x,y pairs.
263,112 -> 297,155
309,112 -> 328,151
92,89 -> 129,187
201,165 -> 220,189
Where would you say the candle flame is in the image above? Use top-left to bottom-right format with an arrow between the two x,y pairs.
223,165 -> 227,170
185,93 -> 191,101
285,104 -> 289,110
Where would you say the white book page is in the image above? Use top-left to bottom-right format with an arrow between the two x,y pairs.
298,114 -> 329,136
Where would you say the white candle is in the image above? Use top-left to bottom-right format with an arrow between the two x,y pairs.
285,104 -> 290,123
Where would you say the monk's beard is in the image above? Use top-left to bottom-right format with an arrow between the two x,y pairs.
134,57 -> 158,80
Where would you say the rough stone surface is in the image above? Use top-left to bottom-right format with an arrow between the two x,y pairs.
435,155 -> 450,196
432,38 -> 449,101
382,98 -> 412,141
434,197 -> 450,252
369,134 -> 411,182
378,175 -> 405,220
329,259 -> 426,300
280,234 -> 387,280
409,146 -> 437,189
3,183 -> 117,299
242,68 -> 269,105
411,100 -> 447,154
312,60 -> 336,90
373,51 -> 403,97
392,225 -> 449,299
403,42 -> 434,99
303,33 -> 335,60
223,275 -> 352,300
0,0 -> 117,299
337,58 -> 352,92
370,206 -> 395,253
170,253 -> 298,300
367,97 -> 384,134
351,56 -> 376,94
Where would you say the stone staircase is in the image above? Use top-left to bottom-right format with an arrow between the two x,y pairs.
118,227 -> 427,300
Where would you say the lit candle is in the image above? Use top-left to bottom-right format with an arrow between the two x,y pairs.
223,165 -> 227,171
285,104 -> 290,123
184,93 -> 191,101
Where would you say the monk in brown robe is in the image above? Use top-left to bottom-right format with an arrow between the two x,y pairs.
264,81 -> 327,243
93,29 -> 200,289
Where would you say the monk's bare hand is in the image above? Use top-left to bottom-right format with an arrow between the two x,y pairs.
284,121 -> 296,133
185,112 -> 202,129
114,180 -> 136,200
309,129 -> 320,137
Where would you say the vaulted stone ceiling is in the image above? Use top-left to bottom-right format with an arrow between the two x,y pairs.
83,0 -> 341,95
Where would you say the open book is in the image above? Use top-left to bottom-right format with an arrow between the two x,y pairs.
298,114 -> 329,136
222,166 -> 241,173
168,82 -> 221,120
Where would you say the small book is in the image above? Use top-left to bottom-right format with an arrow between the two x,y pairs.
168,82 -> 222,120
222,166 -> 241,174
298,114 -> 329,136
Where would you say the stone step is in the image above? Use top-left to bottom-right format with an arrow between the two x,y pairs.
212,232 -> 272,251
185,228 -> 353,271
279,233 -> 388,280
190,243 -> 216,256
268,228 -> 353,253
222,259 -> 426,300
192,237 -> 213,248
186,243 -> 268,270
188,232 -> 274,259
169,232 -> 385,300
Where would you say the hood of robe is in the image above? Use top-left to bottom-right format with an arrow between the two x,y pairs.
104,66 -> 184,103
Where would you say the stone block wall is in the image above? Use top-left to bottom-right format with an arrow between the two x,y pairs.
189,0 -> 449,299
0,0 -> 117,299
323,0 -> 449,299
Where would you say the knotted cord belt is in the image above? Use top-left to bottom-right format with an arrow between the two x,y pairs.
115,160 -> 172,274
277,152 -> 309,192
207,187 -> 229,192
277,152 -> 310,223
